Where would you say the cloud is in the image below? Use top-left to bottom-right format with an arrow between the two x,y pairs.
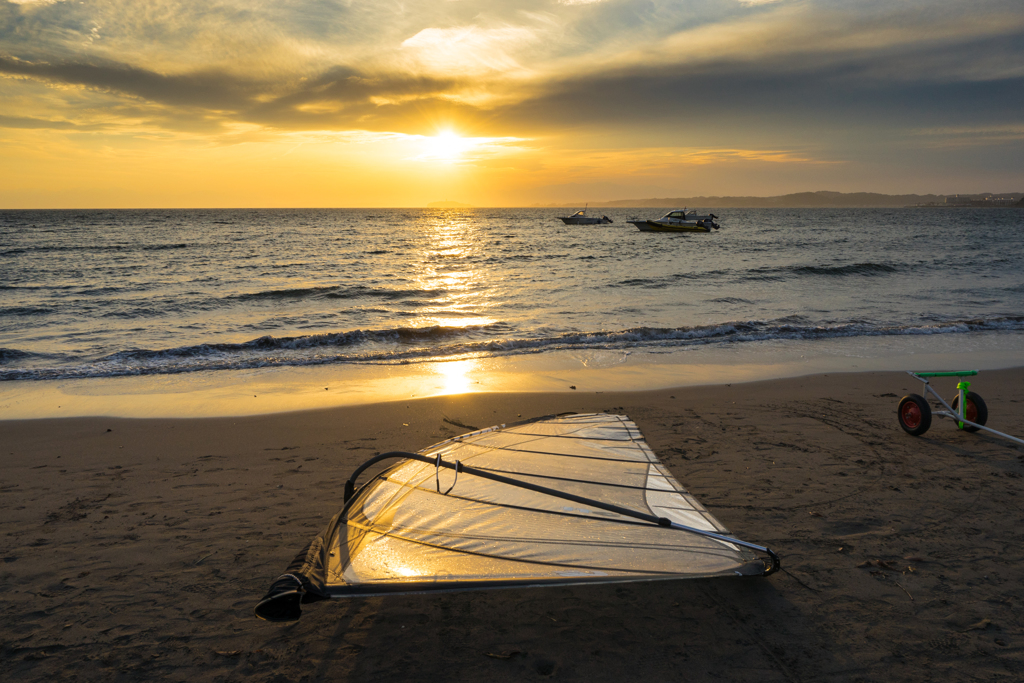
532,145 -> 833,175
0,52 -> 484,136
675,148 -> 826,165
0,55 -> 261,109
401,25 -> 540,76
0,113 -> 77,128
911,124 -> 1024,149
1,0 -> 1022,190
4,7 -> 1022,144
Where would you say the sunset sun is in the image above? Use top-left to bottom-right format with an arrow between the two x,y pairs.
421,130 -> 474,162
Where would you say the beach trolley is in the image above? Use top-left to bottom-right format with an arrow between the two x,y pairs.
897,371 -> 1024,446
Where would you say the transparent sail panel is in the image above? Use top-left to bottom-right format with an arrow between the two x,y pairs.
325,414 -> 763,594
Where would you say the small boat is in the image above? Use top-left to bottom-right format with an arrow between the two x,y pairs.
559,208 -> 613,225
629,209 -> 720,232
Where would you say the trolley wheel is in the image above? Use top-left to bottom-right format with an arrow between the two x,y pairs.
951,392 -> 988,432
898,394 -> 932,436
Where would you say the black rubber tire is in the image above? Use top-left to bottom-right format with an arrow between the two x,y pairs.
951,392 -> 988,433
898,394 -> 932,436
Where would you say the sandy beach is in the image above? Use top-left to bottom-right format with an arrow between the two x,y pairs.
3,368 -> 1024,682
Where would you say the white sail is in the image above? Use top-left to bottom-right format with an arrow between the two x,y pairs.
256,413 -> 776,621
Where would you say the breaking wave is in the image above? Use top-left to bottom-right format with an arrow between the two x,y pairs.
3,315 -> 1023,381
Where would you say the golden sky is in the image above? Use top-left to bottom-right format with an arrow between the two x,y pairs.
1,0 -> 1022,207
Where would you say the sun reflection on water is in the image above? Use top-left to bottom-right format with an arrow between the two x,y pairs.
406,214 -> 494,396
433,358 -> 478,395
412,212 -> 494,330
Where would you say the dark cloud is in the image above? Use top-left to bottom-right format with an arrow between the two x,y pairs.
486,30 -> 1024,142
244,67 -> 475,132
0,55 -> 262,110
0,52 -> 482,134
0,114 -> 78,130
254,66 -> 459,111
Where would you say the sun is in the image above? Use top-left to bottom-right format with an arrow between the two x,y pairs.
421,130 -> 474,162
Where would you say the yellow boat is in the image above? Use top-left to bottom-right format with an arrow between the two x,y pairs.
628,209 -> 720,232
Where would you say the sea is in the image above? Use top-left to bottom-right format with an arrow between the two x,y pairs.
2,207 -> 1023,391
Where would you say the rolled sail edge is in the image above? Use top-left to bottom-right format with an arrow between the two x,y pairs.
253,510 -> 343,621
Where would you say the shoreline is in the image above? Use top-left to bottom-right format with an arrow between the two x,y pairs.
3,369 -> 1024,680
2,331 -> 1023,420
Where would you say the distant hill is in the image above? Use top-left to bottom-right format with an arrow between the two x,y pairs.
427,201 -> 473,208
556,191 -> 1023,209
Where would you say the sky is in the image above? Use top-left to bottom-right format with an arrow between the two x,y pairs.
1,0 -> 1022,208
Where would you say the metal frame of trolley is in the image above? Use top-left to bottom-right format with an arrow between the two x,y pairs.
897,370 -> 1024,446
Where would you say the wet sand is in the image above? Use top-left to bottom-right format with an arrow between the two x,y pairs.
3,369 -> 1024,681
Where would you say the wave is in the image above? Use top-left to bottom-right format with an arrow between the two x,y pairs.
709,297 -> 753,304
0,306 -> 53,316
610,271 -> 724,288
614,278 -> 671,289
103,323 -> 513,360
142,243 -> 190,251
789,262 -> 899,276
3,315 -> 1023,381
229,284 -> 442,302
0,348 -> 34,362
745,262 -> 899,280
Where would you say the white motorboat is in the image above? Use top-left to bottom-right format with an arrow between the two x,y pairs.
559,208 -> 613,225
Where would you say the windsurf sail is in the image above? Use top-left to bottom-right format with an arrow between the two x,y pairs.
255,413 -> 778,621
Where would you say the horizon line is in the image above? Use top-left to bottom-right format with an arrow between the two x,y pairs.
3,189 -> 1023,212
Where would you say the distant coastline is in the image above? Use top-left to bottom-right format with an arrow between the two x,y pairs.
540,190 -> 1024,209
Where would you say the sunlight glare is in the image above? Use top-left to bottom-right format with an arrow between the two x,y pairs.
421,131 -> 475,162
434,358 -> 478,395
